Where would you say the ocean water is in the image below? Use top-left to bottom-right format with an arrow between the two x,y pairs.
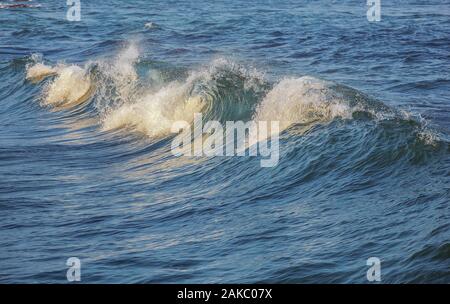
0,0 -> 449,283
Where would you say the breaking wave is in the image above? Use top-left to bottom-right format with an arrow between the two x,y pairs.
25,42 -> 442,148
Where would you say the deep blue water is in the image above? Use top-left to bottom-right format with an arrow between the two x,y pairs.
0,0 -> 449,283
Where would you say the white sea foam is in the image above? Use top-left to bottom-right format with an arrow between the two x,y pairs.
28,42 -> 141,110
97,42 -> 205,137
102,77 -> 205,137
26,63 -> 57,82
144,22 -> 158,29
254,77 -> 354,132
43,65 -> 92,107
27,61 -> 92,107
101,55 -> 269,138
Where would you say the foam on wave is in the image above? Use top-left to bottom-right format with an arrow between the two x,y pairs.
25,41 -> 440,146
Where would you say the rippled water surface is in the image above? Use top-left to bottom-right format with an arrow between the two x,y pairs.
0,0 -> 449,283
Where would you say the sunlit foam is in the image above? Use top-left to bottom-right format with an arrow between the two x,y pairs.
26,63 -> 57,83
254,77 -> 354,132
43,65 -> 92,107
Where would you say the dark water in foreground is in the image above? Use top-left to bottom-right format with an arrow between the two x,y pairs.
0,0 -> 449,283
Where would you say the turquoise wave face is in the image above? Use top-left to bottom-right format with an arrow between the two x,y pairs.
0,0 -> 449,283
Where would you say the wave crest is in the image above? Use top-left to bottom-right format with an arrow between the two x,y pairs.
24,42 -> 441,149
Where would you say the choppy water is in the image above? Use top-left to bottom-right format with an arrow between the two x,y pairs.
0,0 -> 449,283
